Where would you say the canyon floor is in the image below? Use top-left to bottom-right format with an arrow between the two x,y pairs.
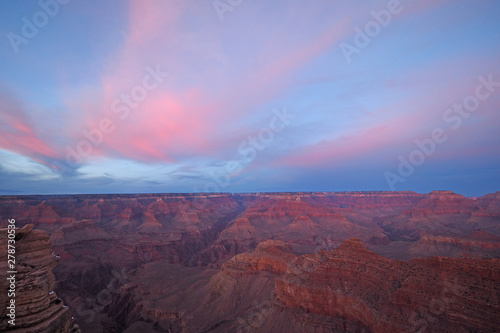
1,191 -> 499,332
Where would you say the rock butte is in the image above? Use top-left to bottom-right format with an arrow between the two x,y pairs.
0,224 -> 80,332
0,191 -> 499,332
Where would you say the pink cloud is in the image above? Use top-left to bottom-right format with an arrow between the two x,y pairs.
270,51 -> 500,170
77,2 -> 358,164
0,95 -> 58,163
3,0 -> 472,170
273,113 -> 419,169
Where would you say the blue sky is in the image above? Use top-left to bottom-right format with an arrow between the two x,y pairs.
0,0 -> 499,196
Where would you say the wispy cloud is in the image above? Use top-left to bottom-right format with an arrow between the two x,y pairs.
0,0 -> 498,195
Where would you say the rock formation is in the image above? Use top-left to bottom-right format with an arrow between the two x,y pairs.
101,238 -> 500,332
0,191 -> 499,331
0,224 -> 80,332
274,238 -> 500,332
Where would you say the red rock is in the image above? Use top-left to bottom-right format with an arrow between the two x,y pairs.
0,225 -> 80,332
0,191 -> 499,332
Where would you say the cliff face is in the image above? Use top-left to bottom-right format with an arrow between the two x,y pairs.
274,239 -> 500,333
410,231 -> 500,258
0,224 -> 80,333
101,238 -> 500,332
0,191 -> 499,332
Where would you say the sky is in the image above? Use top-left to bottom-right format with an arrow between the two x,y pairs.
0,0 -> 499,196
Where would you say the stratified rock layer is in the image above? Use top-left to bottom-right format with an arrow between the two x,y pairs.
274,239 -> 500,332
0,224 -> 80,333
0,191 -> 499,332
102,238 -> 500,332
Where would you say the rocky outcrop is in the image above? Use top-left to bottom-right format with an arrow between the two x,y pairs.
222,240 -> 296,276
102,238 -> 500,332
410,231 -> 500,258
0,191 -> 499,331
274,238 -> 500,332
0,224 -> 80,332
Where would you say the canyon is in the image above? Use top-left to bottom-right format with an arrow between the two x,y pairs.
0,191 -> 499,332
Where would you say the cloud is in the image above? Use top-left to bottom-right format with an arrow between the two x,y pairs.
0,92 -> 58,164
0,149 -> 58,180
0,0 -> 498,195
67,1 -> 358,167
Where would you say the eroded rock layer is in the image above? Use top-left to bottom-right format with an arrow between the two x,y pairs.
0,224 -> 80,333
0,191 -> 499,332
101,238 -> 500,332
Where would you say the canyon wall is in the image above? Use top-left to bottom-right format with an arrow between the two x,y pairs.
0,191 -> 499,331
101,238 -> 500,332
0,224 -> 80,332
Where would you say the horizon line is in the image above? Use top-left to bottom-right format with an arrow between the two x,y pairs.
1,190 -> 498,198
